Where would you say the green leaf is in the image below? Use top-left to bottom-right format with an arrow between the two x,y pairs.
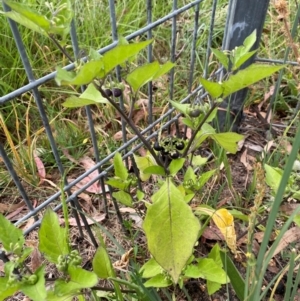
200,78 -> 223,98
181,117 -> 194,129
92,246 -> 115,279
197,169 -> 216,190
2,10 -> 47,35
242,29 -> 257,52
197,258 -> 228,283
264,164 -> 283,192
184,193 -> 195,203
169,158 -> 185,176
137,190 -> 145,201
221,64 -> 285,98
20,266 -> 47,301
79,83 -> 108,103
169,100 -> 190,115
0,214 -> 24,253
191,155 -> 208,167
38,208 -> 69,263
55,266 -> 98,296
184,264 -> 205,278
101,40 -> 153,77
17,247 -> 34,264
143,166 -> 166,176
143,179 -> 200,283
143,274 -> 172,288
140,258 -> 162,278
127,61 -> 174,93
134,154 -> 157,181
47,0 -> 73,37
207,280 -> 222,295
0,276 -> 20,301
105,178 -> 128,190
229,209 -> 249,222
192,123 -> 216,149
211,132 -> 244,154
113,152 -> 128,180
112,191 -> 133,207
211,48 -> 229,69
55,67 -> 76,86
234,50 -> 257,70
46,290 -> 73,301
232,30 -> 257,70
183,166 -> 196,183
3,0 -> 50,32
208,244 -> 222,268
62,96 -> 98,107
220,251 -> 245,300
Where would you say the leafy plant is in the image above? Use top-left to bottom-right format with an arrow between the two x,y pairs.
0,1 -> 290,299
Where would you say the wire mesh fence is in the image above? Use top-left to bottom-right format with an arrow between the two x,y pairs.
0,0 -> 299,246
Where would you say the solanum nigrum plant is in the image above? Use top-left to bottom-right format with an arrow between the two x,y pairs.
0,0 -> 286,299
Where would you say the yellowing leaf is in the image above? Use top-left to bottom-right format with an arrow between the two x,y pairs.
212,209 -> 236,254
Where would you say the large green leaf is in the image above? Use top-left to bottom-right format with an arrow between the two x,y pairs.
143,180 -> 200,283
0,214 -> 24,254
92,247 -> 115,279
221,64 -> 285,98
54,266 -> 98,296
38,209 -> 69,263
20,266 -> 47,301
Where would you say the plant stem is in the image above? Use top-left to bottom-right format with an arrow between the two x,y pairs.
97,85 -> 165,169
182,102 -> 218,157
48,34 -> 74,62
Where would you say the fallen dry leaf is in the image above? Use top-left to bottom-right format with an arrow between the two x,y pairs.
113,248 -> 133,270
266,227 -> 300,258
0,201 -> 24,214
68,156 -> 109,194
60,214 -> 106,227
30,248 -> 42,272
240,148 -> 252,171
34,150 -> 46,184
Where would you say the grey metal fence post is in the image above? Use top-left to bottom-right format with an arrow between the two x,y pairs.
218,0 -> 271,132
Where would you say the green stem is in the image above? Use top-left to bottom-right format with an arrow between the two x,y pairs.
97,85 -> 165,170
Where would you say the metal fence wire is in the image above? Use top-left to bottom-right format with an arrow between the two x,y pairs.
0,0 -> 299,246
